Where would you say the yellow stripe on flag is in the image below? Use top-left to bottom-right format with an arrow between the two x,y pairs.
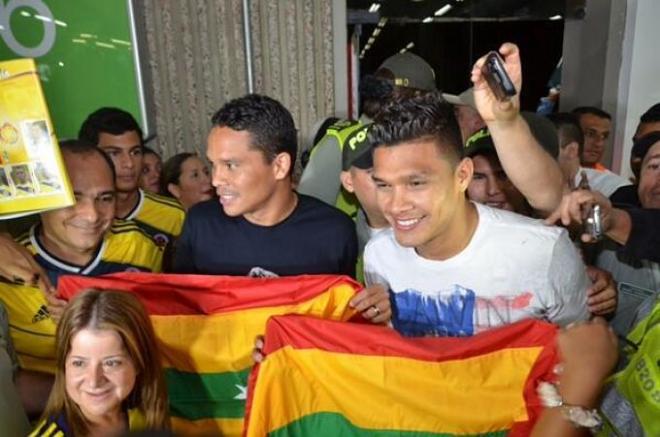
248,346 -> 542,436
151,284 -> 357,373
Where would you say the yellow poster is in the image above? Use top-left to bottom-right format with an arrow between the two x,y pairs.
0,59 -> 73,219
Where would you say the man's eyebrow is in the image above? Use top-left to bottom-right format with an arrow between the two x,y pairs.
644,153 -> 660,163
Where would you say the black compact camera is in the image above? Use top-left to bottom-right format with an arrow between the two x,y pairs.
481,51 -> 517,101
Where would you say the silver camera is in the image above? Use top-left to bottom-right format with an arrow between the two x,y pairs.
584,204 -> 603,241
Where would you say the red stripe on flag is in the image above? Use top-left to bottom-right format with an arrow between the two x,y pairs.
57,273 -> 361,315
263,315 -> 558,362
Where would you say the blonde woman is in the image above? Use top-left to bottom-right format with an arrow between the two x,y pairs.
30,290 -> 169,436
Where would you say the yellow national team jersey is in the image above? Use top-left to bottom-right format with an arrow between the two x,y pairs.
0,221 -> 164,374
30,408 -> 147,436
124,189 -> 185,248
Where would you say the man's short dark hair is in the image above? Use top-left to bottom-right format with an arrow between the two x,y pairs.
368,92 -> 463,165
640,103 -> 660,123
571,106 -> 611,120
547,112 -> 584,155
211,94 -> 297,174
78,107 -> 144,146
59,139 -> 116,181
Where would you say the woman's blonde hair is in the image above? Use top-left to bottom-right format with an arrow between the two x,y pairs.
41,289 -> 169,434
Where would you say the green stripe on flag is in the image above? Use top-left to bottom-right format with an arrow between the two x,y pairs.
166,368 -> 250,420
270,412 -> 509,437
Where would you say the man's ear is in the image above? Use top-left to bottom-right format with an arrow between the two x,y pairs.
340,170 -> 355,193
455,157 -> 474,192
168,183 -> 182,200
272,152 -> 292,180
566,141 -> 580,159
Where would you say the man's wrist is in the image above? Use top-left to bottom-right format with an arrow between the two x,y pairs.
558,371 -> 603,408
604,207 -> 631,245
485,113 -> 525,133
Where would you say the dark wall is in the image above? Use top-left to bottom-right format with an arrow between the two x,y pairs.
357,20 -> 564,111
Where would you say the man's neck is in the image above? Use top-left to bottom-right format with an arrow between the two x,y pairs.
416,201 -> 479,261
39,229 -> 98,267
243,185 -> 298,226
115,189 -> 140,219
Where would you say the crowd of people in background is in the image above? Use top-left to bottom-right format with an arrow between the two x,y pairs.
0,41 -> 658,436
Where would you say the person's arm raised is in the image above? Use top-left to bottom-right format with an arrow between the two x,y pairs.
471,43 -> 564,215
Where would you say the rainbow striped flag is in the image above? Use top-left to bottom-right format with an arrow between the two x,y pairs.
245,316 -> 559,437
58,273 -> 361,436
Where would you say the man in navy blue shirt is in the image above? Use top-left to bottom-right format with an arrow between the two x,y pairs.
174,94 -> 391,323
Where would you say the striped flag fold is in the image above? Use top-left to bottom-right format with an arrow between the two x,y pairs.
245,316 -> 559,437
58,273 -> 361,436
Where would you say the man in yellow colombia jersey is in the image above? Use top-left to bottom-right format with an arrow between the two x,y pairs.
78,107 -> 185,249
0,140 -> 163,416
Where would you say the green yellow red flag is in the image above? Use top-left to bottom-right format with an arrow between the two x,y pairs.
58,273 -> 361,436
245,315 -> 559,436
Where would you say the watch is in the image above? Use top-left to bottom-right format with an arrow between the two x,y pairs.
560,404 -> 603,431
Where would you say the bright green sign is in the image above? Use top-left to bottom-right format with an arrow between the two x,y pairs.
0,0 -> 145,139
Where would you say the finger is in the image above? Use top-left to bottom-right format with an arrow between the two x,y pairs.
45,293 -> 67,310
556,195 -> 574,226
586,277 -> 611,300
350,286 -> 386,310
254,335 -> 264,349
371,308 -> 392,324
470,56 -> 488,87
252,349 -> 264,363
588,291 -> 614,305
11,275 -> 26,285
36,271 -> 53,294
580,233 -> 596,244
588,291 -> 615,308
46,293 -> 67,305
354,292 -> 387,313
361,305 -> 378,321
587,279 -> 607,297
589,301 -> 616,316
499,42 -> 518,58
544,208 -> 561,225
568,198 -> 585,225
471,54 -> 488,72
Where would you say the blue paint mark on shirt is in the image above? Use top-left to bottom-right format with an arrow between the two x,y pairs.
391,286 -> 476,337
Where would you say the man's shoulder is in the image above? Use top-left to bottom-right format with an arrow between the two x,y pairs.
142,191 -> 185,217
477,203 -> 564,242
104,221 -> 163,271
583,167 -> 631,197
610,184 -> 640,207
186,198 -> 226,223
364,228 -> 400,259
326,118 -> 362,134
108,220 -> 161,246
137,191 -> 186,238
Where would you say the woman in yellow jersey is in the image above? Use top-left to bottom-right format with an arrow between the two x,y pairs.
30,290 -> 169,436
